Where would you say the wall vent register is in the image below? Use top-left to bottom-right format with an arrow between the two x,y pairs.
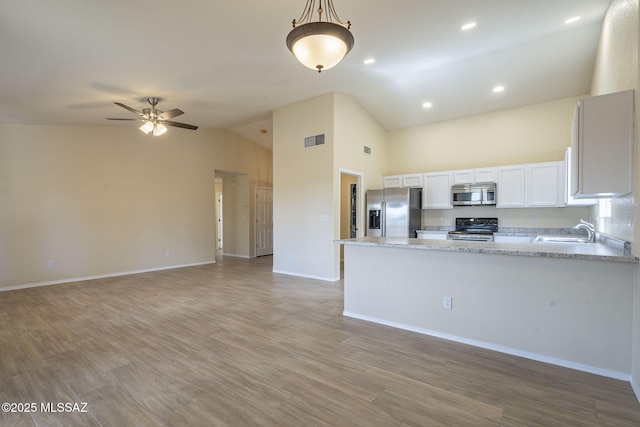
304,134 -> 325,148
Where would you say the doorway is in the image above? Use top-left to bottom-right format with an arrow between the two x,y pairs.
339,170 -> 363,264
214,170 -> 251,258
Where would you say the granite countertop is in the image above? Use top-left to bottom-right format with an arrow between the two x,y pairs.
335,236 -> 639,263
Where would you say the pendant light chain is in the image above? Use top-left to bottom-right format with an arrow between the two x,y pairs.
292,0 -> 350,28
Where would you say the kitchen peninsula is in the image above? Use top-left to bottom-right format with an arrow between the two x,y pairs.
336,236 -> 637,380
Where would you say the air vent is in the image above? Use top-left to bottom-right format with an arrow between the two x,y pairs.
304,134 -> 325,148
363,145 -> 372,155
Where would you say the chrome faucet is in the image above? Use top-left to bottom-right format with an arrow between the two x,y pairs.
573,220 -> 596,243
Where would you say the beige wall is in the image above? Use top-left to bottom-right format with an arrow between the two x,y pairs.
220,174 -> 251,258
386,96 -> 583,174
273,94 -> 336,280
333,93 -> 388,272
0,125 -> 272,288
273,93 -> 387,280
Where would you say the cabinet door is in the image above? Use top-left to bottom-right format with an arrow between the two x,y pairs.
565,148 -> 597,206
497,166 -> 525,208
574,90 -> 634,197
453,169 -> 474,184
422,172 -> 453,209
402,173 -> 423,188
416,231 -> 448,240
382,175 -> 402,188
474,167 -> 497,183
526,161 -> 564,207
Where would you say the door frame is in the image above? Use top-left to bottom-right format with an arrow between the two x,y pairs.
339,169 -> 364,239
254,187 -> 274,257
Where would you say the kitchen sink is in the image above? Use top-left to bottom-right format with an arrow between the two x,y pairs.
532,235 -> 591,244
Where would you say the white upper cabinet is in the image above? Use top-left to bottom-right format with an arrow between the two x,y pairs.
565,147 -> 597,206
382,175 -> 402,188
402,173 -> 423,188
474,167 -> 497,183
422,171 -> 453,209
498,162 -> 566,208
383,174 -> 423,188
526,161 -> 565,207
452,167 -> 497,184
497,165 -> 526,208
453,169 -> 474,184
571,90 -> 634,198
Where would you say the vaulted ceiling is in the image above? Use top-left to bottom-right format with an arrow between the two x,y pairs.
1,1 -> 611,149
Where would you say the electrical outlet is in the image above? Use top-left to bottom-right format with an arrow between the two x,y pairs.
47,260 -> 54,269
166,249 -> 171,257
443,296 -> 452,310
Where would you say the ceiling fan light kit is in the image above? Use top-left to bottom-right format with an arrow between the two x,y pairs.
106,97 -> 198,136
287,0 -> 353,73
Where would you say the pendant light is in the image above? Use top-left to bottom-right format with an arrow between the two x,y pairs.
286,0 -> 354,73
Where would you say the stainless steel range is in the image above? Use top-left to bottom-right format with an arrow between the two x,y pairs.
447,218 -> 498,242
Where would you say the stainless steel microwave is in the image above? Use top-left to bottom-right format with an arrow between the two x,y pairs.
451,183 -> 496,206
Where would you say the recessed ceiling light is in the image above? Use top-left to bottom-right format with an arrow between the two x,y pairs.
493,85 -> 505,93
564,16 -> 581,24
364,58 -> 375,65
461,22 -> 477,31
422,102 -> 433,109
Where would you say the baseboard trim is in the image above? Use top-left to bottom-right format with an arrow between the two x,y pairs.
272,269 -> 340,282
220,253 -> 251,259
343,311 -> 631,382
0,261 -> 216,292
632,377 -> 640,403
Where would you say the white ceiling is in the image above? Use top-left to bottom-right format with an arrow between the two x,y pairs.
1,1 -> 611,150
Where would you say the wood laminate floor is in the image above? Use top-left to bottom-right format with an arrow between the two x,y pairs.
1,256 -> 639,426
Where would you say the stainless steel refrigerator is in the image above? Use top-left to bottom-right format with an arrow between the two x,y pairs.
366,188 -> 422,238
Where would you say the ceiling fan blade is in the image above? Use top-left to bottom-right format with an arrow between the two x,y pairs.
158,108 -> 184,119
106,117 -> 141,121
164,120 -> 198,130
114,102 -> 146,117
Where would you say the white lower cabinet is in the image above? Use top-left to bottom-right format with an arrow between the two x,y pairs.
416,231 -> 448,240
422,171 -> 453,209
493,234 -> 533,244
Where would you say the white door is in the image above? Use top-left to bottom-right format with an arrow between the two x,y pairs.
255,188 -> 273,256
216,193 -> 223,250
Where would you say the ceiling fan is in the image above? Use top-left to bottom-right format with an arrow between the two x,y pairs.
107,97 -> 198,136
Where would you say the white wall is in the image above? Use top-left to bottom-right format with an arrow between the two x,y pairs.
590,0 -> 639,244
0,125 -> 272,289
588,0 -> 640,401
423,206 -> 590,230
344,244 -> 635,378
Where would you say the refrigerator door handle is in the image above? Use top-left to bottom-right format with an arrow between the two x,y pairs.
381,201 -> 386,237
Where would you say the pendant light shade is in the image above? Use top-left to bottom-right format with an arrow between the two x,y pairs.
287,1 -> 353,73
